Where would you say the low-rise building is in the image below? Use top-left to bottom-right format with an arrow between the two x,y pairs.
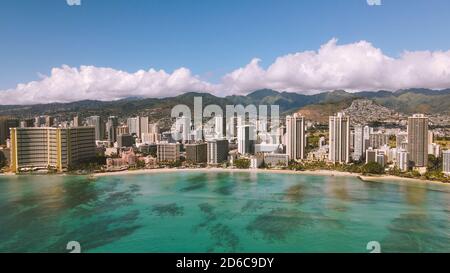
366,148 -> 387,167
106,149 -> 137,170
250,154 -> 264,169
264,153 -> 289,167
143,156 -> 157,168
255,144 -> 283,153
105,147 -> 119,157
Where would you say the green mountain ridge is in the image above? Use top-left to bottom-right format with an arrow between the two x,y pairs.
0,88 -> 449,119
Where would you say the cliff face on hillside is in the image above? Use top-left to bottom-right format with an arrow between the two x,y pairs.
342,99 -> 401,125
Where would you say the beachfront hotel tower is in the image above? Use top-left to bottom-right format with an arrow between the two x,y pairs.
396,149 -> 409,172
285,113 -> 305,161
329,112 -> 350,164
186,143 -> 207,164
443,150 -> 450,175
10,127 -> 96,173
407,114 -> 429,167
156,143 -> 180,162
207,139 -> 229,165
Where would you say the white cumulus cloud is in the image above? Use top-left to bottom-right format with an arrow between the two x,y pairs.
66,0 -> 81,6
0,65 -> 215,104
1,38 -> 450,104
218,38 -> 450,95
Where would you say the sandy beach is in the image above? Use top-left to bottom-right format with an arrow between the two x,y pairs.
0,172 -> 16,176
93,167 -> 361,177
4,167 -> 447,186
92,167 -> 449,186
358,174 -> 449,187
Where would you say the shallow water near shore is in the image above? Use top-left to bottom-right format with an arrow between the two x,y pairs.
0,171 -> 449,253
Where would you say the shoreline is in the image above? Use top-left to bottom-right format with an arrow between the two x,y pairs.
357,174 -> 449,186
3,167 -> 448,186
92,168 -> 449,186
92,168 -> 362,178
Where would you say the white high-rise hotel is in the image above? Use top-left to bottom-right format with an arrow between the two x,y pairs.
127,117 -> 141,137
172,116 -> 190,143
237,124 -> 255,155
443,150 -> 450,175
353,125 -> 365,161
329,112 -> 350,164
396,149 -> 409,172
285,113 -> 305,161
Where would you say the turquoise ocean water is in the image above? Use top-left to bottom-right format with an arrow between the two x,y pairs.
0,171 -> 449,253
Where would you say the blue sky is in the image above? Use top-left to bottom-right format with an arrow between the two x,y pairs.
1,0 -> 450,103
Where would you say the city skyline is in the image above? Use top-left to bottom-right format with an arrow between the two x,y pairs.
1,102 -> 448,179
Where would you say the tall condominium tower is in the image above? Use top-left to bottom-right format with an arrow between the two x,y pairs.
126,116 -> 150,139
34,116 -> 46,128
329,112 -> 350,164
72,116 -> 80,127
363,125 -> 372,150
369,133 -> 389,149
224,116 -> 239,140
214,116 -> 227,139
179,116 -> 191,143
127,117 -> 141,137
150,123 -> 160,134
86,115 -> 105,141
140,116 -> 149,137
45,116 -> 54,127
207,139 -> 229,165
407,114 -> 429,167
107,116 -> 119,145
142,123 -> 161,144
285,113 -> 305,161
353,125 -> 365,161
237,125 -> 255,155
428,131 -> 434,145
0,117 -> 19,146
443,150 -> 450,175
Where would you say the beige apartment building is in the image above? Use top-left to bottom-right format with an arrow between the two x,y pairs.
10,127 -> 96,173
156,143 -> 181,162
